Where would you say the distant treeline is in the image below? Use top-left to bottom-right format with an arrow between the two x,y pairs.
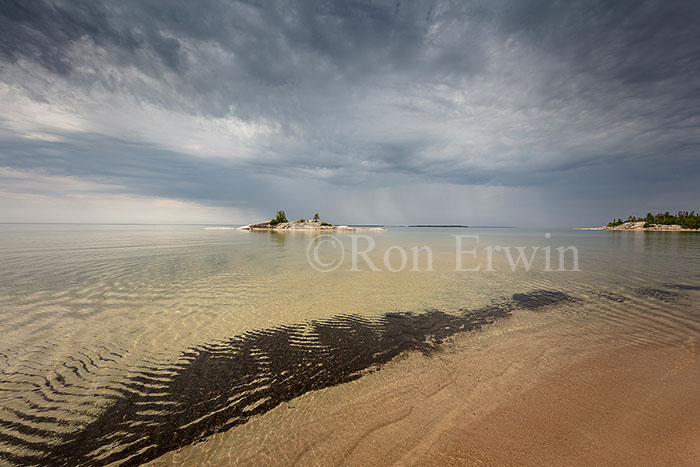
608,211 -> 700,229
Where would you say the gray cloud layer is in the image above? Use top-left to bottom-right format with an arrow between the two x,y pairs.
1,0 -> 699,225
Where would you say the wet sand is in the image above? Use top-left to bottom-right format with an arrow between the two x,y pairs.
150,308 -> 700,466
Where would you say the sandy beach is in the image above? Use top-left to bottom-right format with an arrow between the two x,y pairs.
428,341 -> 700,466
150,304 -> 700,466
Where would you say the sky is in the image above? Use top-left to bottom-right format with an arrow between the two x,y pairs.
1,0 -> 699,227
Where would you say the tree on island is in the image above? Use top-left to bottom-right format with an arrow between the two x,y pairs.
313,213 -> 320,221
270,210 -> 288,225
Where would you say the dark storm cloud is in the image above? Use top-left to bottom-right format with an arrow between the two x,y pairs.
0,0 -> 490,116
0,0 -> 699,224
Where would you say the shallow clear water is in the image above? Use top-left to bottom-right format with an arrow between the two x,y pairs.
1,225 -> 699,465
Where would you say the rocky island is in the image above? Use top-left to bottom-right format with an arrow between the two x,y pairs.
580,211 -> 700,231
237,221 -> 384,232
235,210 -> 385,232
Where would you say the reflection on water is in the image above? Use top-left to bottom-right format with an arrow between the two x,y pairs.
0,225 -> 699,465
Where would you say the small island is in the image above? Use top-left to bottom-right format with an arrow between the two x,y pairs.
581,211 -> 700,231
236,211 -> 385,232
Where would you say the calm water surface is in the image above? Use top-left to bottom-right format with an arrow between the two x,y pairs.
1,225 -> 699,465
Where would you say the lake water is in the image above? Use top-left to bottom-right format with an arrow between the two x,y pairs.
1,225 -> 699,465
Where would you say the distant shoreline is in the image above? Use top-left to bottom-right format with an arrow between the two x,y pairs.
407,224 -> 469,228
